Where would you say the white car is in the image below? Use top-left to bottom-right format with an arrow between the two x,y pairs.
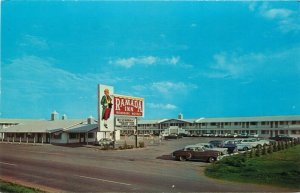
195,143 -> 228,155
223,140 -> 252,151
238,138 -> 269,148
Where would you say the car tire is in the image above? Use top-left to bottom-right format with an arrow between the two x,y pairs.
179,156 -> 186,161
208,157 -> 215,163
243,147 -> 249,151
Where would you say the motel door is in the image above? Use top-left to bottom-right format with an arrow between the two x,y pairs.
80,133 -> 85,143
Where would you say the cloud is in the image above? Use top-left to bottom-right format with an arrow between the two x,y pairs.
20,35 -> 49,49
148,103 -> 177,110
204,46 -> 300,79
262,8 -> 293,20
151,81 -> 198,95
251,3 -> 300,33
205,52 -> 266,78
2,55 -> 125,98
109,56 -> 181,68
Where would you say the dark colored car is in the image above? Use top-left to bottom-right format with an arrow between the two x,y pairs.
165,134 -> 180,139
209,140 -> 224,147
221,140 -> 238,154
95,138 -> 114,146
178,133 -> 190,137
269,135 -> 294,142
172,145 -> 221,163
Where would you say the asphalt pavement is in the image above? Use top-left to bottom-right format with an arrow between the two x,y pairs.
0,137 -> 297,192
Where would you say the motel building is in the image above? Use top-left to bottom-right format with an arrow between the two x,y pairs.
1,112 -> 300,144
0,112 -> 99,144
136,114 -> 300,138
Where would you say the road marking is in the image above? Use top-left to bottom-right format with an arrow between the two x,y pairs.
18,150 -> 64,156
74,175 -> 131,186
0,161 -> 16,166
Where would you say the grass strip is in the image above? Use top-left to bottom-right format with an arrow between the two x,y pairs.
205,145 -> 300,189
0,180 -> 45,193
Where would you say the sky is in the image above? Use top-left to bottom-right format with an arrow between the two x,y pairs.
1,1 -> 300,120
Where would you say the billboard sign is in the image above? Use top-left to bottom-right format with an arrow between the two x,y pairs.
115,117 -> 137,127
114,95 -> 144,117
98,84 -> 114,132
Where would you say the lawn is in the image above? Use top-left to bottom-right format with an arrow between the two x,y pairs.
205,145 -> 300,189
0,180 -> 45,193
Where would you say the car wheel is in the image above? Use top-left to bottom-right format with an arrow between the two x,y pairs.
186,153 -> 192,159
208,157 -> 215,163
243,147 -> 248,151
179,156 -> 186,161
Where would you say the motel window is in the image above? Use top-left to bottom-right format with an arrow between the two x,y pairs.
291,130 -> 300,134
261,122 -> 269,125
52,133 -> 62,139
69,133 -> 77,139
234,122 -> 239,126
210,123 -> 216,126
292,121 -> 297,125
224,122 -> 230,126
279,130 -> 286,134
27,133 -> 34,138
7,133 -> 14,137
279,121 -> 284,125
250,122 -> 257,126
16,133 -> 24,138
88,133 -> 94,138
201,123 -> 206,126
261,130 -> 269,134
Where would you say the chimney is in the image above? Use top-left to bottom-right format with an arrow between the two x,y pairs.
51,111 -> 58,121
87,116 -> 93,124
178,113 -> 183,120
62,114 -> 67,120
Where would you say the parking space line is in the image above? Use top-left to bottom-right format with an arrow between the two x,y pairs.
74,175 -> 132,186
0,161 -> 16,166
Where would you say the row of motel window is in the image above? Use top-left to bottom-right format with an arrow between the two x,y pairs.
138,121 -> 300,127
4,133 -> 95,139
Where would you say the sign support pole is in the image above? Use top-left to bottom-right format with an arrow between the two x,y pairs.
113,117 -> 116,149
135,117 -> 138,148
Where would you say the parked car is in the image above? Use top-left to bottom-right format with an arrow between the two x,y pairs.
238,138 -> 269,148
178,133 -> 190,137
221,140 -> 238,153
195,143 -> 228,155
164,134 -> 180,139
248,133 -> 259,138
269,135 -> 295,142
209,140 -> 224,147
232,139 -> 253,151
172,145 -> 222,163
238,133 -> 249,138
96,138 -> 114,146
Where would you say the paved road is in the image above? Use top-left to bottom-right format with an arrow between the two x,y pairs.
0,138 -> 296,192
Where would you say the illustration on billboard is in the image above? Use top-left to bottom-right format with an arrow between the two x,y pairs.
98,85 -> 114,131
114,95 -> 144,117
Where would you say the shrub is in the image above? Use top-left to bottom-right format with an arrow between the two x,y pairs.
250,149 -> 256,158
273,143 -> 278,152
268,144 -> 273,154
262,146 -> 268,155
256,146 -> 262,157
139,141 -> 145,148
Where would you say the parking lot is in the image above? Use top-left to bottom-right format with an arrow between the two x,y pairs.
0,137 -> 296,192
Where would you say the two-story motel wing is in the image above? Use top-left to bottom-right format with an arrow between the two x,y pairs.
1,114 -> 300,144
136,115 -> 300,138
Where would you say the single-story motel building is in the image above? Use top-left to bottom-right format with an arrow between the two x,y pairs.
1,112 -> 300,144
